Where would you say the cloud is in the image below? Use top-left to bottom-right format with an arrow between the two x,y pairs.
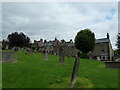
2,2 -> 118,49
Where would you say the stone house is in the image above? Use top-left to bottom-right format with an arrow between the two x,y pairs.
30,33 -> 114,61
32,39 -> 58,53
61,41 -> 78,57
90,33 -> 114,61
53,39 -> 78,57
43,41 -> 53,53
53,33 -> 114,61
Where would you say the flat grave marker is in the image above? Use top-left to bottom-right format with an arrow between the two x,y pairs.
0,51 -> 17,63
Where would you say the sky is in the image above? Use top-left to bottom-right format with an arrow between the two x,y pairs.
1,2 -> 118,49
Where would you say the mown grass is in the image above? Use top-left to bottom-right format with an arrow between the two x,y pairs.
2,51 -> 118,88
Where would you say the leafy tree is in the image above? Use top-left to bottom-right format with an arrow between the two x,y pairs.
116,33 -> 120,56
2,39 -> 9,50
75,28 -> 95,58
7,32 -> 30,48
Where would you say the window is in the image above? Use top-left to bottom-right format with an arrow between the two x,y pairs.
100,54 -> 108,60
101,49 -> 104,52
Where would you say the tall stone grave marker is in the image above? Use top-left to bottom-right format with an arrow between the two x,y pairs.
44,51 -> 48,60
70,53 -> 80,88
59,47 -> 65,64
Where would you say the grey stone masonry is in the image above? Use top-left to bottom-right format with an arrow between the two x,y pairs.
104,61 -> 120,69
0,51 -> 17,63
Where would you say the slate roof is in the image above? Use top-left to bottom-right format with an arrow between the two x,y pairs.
95,38 -> 109,43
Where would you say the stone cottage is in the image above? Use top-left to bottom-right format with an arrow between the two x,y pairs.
31,33 -> 114,61
90,33 -> 114,61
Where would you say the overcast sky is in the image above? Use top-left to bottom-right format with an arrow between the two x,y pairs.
2,2 -> 118,49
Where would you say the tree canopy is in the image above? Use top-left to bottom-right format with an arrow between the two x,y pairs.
2,39 -> 9,50
7,32 -> 30,48
116,33 -> 120,56
75,28 -> 95,54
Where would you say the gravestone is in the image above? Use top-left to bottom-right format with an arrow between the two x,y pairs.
115,58 -> 120,62
97,57 -> 100,60
0,51 -> 17,63
104,61 -> 120,69
44,51 -> 48,60
70,54 -> 80,88
59,47 -> 65,64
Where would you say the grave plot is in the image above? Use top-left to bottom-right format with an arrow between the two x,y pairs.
0,51 -> 17,63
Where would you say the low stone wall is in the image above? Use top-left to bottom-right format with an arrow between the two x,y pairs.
0,51 -> 17,63
104,61 -> 120,69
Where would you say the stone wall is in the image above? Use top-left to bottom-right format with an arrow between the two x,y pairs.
104,61 -> 120,69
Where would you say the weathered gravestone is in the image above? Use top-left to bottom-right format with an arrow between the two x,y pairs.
59,47 -> 65,64
104,60 -> 120,69
44,51 -> 48,60
0,51 -> 17,63
70,53 -> 80,88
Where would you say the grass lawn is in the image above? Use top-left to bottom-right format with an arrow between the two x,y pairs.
2,51 -> 118,88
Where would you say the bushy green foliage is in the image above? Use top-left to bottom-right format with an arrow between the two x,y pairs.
2,39 -> 9,50
116,33 -> 120,56
75,29 -> 95,54
7,32 -> 30,48
80,53 -> 89,59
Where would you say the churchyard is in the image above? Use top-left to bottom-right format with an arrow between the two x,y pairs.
2,51 -> 118,88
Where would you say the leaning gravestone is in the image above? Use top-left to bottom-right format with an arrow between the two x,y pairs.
70,54 -> 80,88
59,47 -> 65,64
44,51 -> 48,60
0,51 -> 17,63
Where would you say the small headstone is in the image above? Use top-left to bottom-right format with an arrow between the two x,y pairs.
6,45 -> 9,49
44,52 -> 48,60
70,54 -> 80,88
59,47 -> 65,64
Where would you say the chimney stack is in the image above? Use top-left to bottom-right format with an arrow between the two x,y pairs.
107,33 -> 109,39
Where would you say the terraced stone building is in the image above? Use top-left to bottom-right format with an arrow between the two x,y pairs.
32,33 -> 114,61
